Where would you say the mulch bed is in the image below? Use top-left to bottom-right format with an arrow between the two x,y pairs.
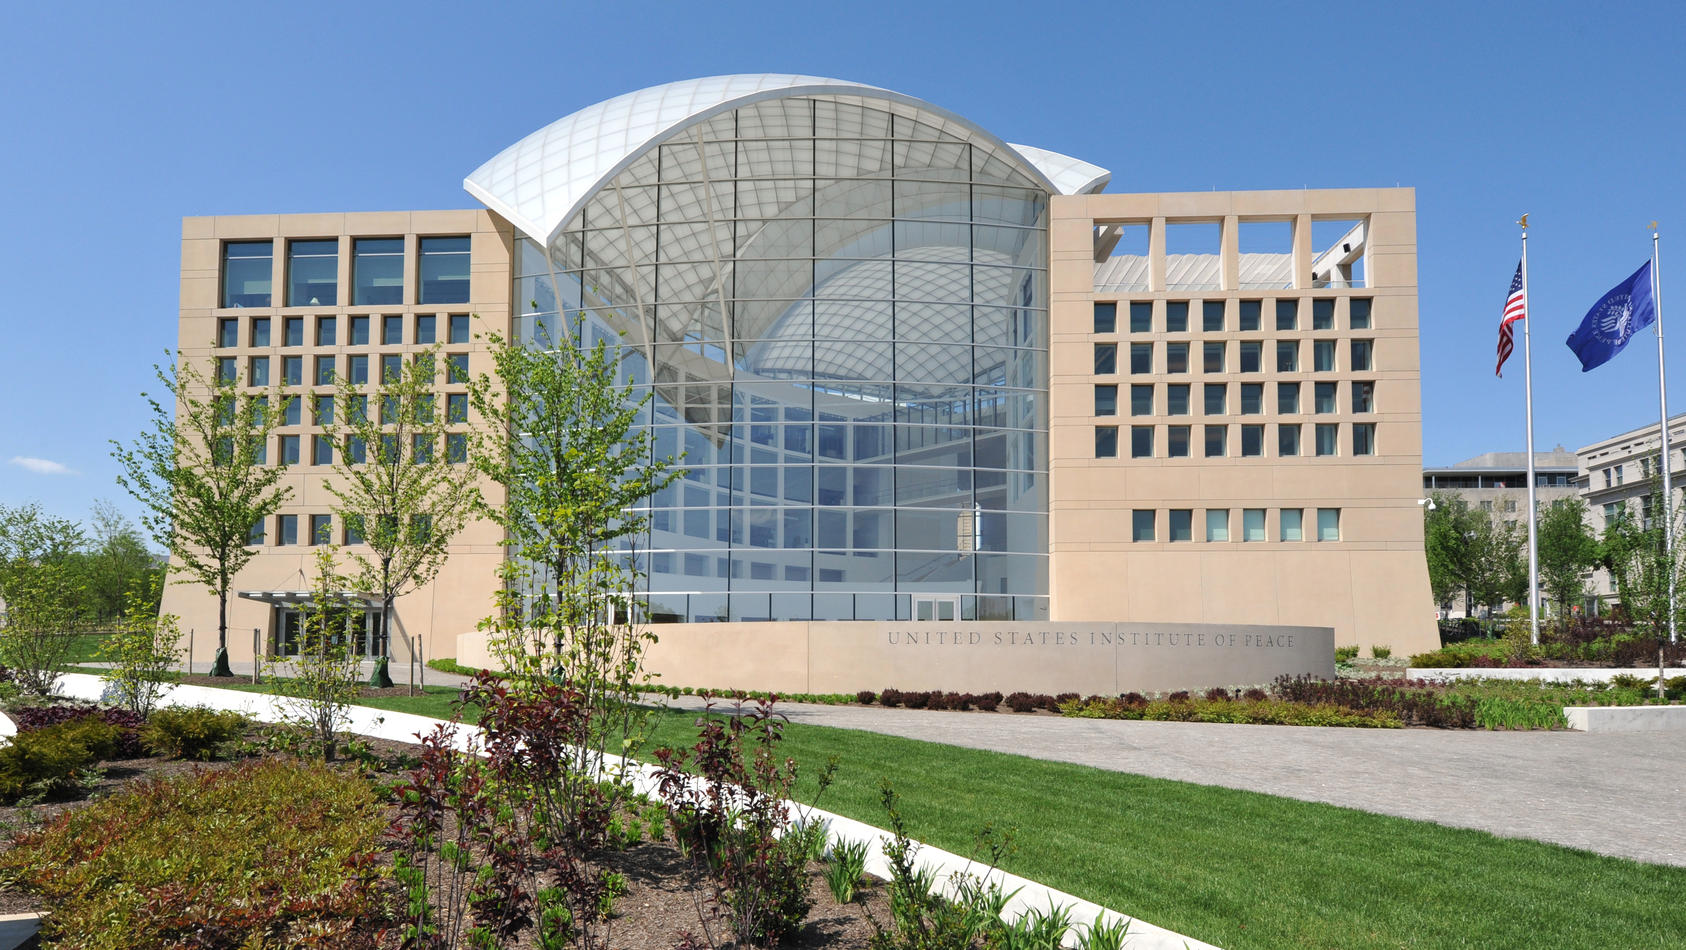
0,718 -> 894,948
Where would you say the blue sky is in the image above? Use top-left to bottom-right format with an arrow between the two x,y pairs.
2,0 -> 1682,535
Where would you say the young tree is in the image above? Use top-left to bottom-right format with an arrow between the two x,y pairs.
265,548 -> 363,761
322,345 -> 478,687
467,314 -> 679,762
101,573 -> 183,716
83,500 -> 161,625
1423,491 -> 1477,613
0,503 -> 89,695
111,355 -> 294,676
1600,492 -> 1686,640
1464,512 -> 1527,616
1536,498 -> 1599,626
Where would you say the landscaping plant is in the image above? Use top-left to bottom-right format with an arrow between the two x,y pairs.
264,548 -> 365,761
826,837 -> 870,904
99,573 -> 183,716
141,706 -> 251,760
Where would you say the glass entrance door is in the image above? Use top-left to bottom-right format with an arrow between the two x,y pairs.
913,596 -> 959,621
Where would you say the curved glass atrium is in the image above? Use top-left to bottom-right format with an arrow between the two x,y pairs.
512,93 -> 1052,622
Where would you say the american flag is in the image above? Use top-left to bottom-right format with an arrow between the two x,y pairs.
1496,262 -> 1526,376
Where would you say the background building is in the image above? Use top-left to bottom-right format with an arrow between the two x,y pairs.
165,75 -> 1437,688
1576,413 -> 1686,606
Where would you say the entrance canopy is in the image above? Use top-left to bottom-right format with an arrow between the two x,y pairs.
237,590 -> 379,606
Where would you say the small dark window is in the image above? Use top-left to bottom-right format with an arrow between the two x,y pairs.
1094,302 -> 1117,333
1094,343 -> 1117,374
1129,302 -> 1153,333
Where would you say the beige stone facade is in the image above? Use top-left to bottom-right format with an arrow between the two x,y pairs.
163,211 -> 513,669
1046,190 -> 1436,655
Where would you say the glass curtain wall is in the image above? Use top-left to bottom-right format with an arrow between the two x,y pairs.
518,95 -> 1050,622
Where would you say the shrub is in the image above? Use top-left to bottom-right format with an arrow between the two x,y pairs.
974,691 -> 1003,711
825,837 -> 868,905
1052,692 -> 1079,709
1119,692 -> 1148,707
0,717 -> 119,803
0,758 -> 395,946
1371,644 -> 1393,660
1203,687 -> 1232,701
13,703 -> 145,758
902,690 -> 931,710
1334,645 -> 1360,663
879,688 -> 904,708
856,690 -> 876,705
1242,688 -> 1267,702
1167,690 -> 1191,703
141,706 -> 251,761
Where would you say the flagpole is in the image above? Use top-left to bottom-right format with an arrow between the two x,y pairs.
1654,223 -> 1675,644
1520,217 -> 1541,645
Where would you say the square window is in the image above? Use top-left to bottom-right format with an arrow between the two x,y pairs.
1166,342 -> 1189,373
1276,341 -> 1298,372
1354,422 -> 1377,456
1242,509 -> 1265,542
381,395 -> 400,424
248,356 -> 269,386
221,241 -> 272,308
282,355 -> 302,387
345,435 -> 367,464
1315,382 -> 1337,413
413,434 -> 435,464
1203,341 -> 1225,373
446,393 -> 468,424
419,236 -> 471,305
278,435 -> 299,465
281,397 -> 300,426
1130,343 -> 1153,374
353,237 -> 405,306
1203,383 -> 1226,415
283,316 -> 303,347
1314,340 -> 1336,372
1202,301 -> 1225,332
1239,300 -> 1261,331
315,355 -> 335,385
277,514 -> 298,546
1095,343 -> 1118,374
449,314 -> 470,344
312,394 -> 333,425
248,519 -> 265,546
446,432 -> 468,464
1239,342 -> 1261,372
1275,299 -> 1298,330
1316,423 -> 1339,456
447,353 -> 469,384
1166,384 -> 1190,416
1167,425 -> 1190,457
344,394 -> 367,423
1130,384 -> 1154,416
1205,509 -> 1229,541
217,318 -> 238,348
1240,383 -> 1263,415
1132,509 -> 1156,542
287,239 -> 338,306
1166,302 -> 1189,333
250,317 -> 270,347
416,314 -> 437,344
309,514 -> 332,545
1278,424 -> 1301,456
1241,424 -> 1264,457
316,316 -> 337,346
1204,425 -> 1226,457
344,515 -> 365,545
1278,382 -> 1300,414
1350,298 -> 1372,329
1312,299 -> 1335,330
349,315 -> 370,346
348,355 -> 368,384
1351,339 -> 1374,371
1169,509 -> 1193,541
1094,302 -> 1117,333
1317,508 -> 1341,541
1131,425 -> 1154,458
1352,381 -> 1375,413
1095,426 -> 1118,458
1129,302 -> 1153,333
1281,509 -> 1304,541
382,354 -> 403,384
383,314 -> 404,346
1095,384 -> 1118,416
217,357 -> 236,384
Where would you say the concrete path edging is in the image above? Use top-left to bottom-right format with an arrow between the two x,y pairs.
51,674 -> 1215,950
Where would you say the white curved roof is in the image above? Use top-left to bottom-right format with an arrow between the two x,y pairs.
465,74 -> 1108,245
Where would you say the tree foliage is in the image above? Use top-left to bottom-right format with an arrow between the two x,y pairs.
110,355 -> 294,666
100,573 -> 183,716
1535,498 -> 1599,624
82,500 -> 160,625
1422,492 -> 1526,615
1599,492 -> 1686,639
264,548 -> 363,761
321,344 -> 478,667
0,503 -> 89,695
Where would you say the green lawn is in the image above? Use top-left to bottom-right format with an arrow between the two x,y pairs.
182,682 -> 1684,949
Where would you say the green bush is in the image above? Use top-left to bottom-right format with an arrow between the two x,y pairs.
1060,696 -> 1401,728
141,706 -> 251,761
1334,645 -> 1360,663
0,758 -> 396,948
0,717 -> 118,803
1370,644 -> 1393,660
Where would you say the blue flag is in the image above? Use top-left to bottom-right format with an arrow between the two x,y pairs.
1565,260 -> 1657,372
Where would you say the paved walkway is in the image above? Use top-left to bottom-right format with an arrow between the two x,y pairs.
654,695 -> 1686,867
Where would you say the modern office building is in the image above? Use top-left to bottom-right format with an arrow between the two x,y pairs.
1576,413 -> 1686,607
164,75 -> 1436,689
